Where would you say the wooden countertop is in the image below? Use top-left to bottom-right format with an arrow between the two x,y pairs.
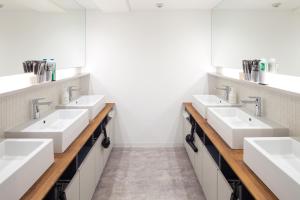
184,103 -> 278,200
21,103 -> 115,200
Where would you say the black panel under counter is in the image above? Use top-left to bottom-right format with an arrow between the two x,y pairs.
77,136 -> 94,167
195,123 -> 205,143
204,134 -> 220,165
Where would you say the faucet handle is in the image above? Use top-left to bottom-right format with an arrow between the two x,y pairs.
216,85 -> 231,90
249,96 -> 261,101
69,85 -> 79,88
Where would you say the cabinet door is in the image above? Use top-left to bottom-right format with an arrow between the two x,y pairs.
203,148 -> 218,200
64,171 -> 80,200
108,113 -> 115,147
218,171 -> 233,200
95,134 -> 105,186
183,114 -> 194,166
194,135 -> 203,185
79,146 -> 96,200
106,118 -> 114,158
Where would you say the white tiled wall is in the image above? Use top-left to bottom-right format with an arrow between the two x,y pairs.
0,76 -> 89,138
208,75 -> 299,137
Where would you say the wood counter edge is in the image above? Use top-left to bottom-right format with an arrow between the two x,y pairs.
184,102 -> 278,200
21,103 -> 115,200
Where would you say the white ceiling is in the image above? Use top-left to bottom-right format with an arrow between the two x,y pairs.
1,0 -> 298,13
128,0 -> 222,11
215,0 -> 300,11
0,0 -> 222,12
0,0 -> 84,12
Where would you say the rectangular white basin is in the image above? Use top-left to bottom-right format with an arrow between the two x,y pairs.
192,95 -> 238,119
0,139 -> 54,200
57,95 -> 105,120
5,109 -> 89,153
207,107 -> 288,149
244,137 -> 300,199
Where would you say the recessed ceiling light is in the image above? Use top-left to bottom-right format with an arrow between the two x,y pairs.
156,2 -> 164,9
272,2 -> 282,8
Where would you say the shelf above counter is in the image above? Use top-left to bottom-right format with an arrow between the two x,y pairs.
0,67 -> 89,97
208,71 -> 300,97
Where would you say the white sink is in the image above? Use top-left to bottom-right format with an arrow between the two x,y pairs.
57,95 -> 105,120
244,137 -> 300,199
207,107 -> 288,149
192,95 -> 238,119
0,139 -> 54,200
5,109 -> 89,153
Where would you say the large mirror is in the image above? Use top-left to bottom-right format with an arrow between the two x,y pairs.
0,0 -> 86,77
212,0 -> 300,76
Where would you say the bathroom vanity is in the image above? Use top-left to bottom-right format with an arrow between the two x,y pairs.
183,103 -> 278,200
20,103 -> 115,200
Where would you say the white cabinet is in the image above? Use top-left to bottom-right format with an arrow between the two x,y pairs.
194,135 -> 203,185
64,171 -> 80,200
183,112 -> 237,200
95,134 -> 105,185
53,111 -> 115,200
79,146 -> 96,200
218,171 -> 233,200
203,148 -> 218,200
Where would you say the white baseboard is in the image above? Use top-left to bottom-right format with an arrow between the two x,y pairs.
113,142 -> 184,148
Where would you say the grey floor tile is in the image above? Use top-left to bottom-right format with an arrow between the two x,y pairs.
92,147 -> 206,200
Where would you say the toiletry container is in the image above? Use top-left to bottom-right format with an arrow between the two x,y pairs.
47,59 -> 56,81
268,58 -> 278,73
259,59 -> 268,85
251,60 -> 259,82
61,88 -> 70,105
228,87 -> 237,104
242,60 -> 251,81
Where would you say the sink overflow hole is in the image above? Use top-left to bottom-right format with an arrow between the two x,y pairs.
249,118 -> 252,122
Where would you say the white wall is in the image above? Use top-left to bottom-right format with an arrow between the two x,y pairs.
0,11 -> 86,76
212,10 -> 300,76
86,11 -> 212,147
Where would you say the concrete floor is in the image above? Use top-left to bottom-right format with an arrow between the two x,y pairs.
92,147 -> 206,200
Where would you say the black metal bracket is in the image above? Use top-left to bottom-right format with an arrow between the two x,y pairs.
185,116 -> 198,152
101,116 -> 111,149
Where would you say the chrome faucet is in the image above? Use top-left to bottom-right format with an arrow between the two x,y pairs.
32,98 -> 52,119
216,85 -> 231,101
241,96 -> 262,117
68,86 -> 80,102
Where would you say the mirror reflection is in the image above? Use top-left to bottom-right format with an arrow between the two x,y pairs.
212,0 -> 300,76
0,0 -> 86,77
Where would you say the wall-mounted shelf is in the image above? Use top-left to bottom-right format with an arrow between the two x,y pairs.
0,68 -> 89,97
208,72 -> 300,97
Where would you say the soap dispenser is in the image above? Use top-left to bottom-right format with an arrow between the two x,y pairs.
259,59 -> 268,85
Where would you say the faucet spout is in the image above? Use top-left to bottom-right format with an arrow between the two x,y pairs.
241,96 -> 262,117
216,85 -> 231,101
32,98 -> 52,119
68,86 -> 80,102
